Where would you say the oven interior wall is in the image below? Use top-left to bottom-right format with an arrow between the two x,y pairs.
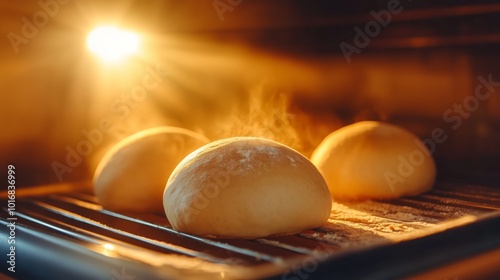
1,0 -> 499,187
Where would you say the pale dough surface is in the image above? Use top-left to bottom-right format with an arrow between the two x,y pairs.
163,137 -> 332,238
93,126 -> 209,213
310,121 -> 436,200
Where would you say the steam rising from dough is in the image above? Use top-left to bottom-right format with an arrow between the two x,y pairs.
89,41 -> 344,165
212,84 -> 303,152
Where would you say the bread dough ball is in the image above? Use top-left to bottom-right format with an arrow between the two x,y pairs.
93,126 -> 209,213
310,121 -> 436,200
163,137 -> 332,238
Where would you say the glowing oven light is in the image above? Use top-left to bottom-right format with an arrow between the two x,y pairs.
103,243 -> 115,250
87,26 -> 140,63
101,243 -> 116,256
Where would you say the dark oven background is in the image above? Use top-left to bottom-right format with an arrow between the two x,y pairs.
1,0 -> 499,187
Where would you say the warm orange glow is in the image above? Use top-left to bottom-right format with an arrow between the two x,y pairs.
87,26 -> 140,62
101,243 -> 116,257
103,243 -> 115,250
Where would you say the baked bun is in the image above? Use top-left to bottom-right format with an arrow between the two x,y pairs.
93,126 -> 209,213
310,121 -> 436,200
163,137 -> 332,238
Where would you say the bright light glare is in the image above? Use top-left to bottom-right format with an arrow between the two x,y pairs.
87,26 -> 140,62
101,243 -> 116,257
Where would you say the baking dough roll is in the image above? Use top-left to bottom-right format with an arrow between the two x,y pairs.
163,137 -> 332,238
310,121 -> 436,200
93,126 -> 209,213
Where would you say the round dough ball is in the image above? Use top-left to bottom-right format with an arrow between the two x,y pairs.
93,126 -> 209,213
163,137 -> 332,238
310,121 -> 436,200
